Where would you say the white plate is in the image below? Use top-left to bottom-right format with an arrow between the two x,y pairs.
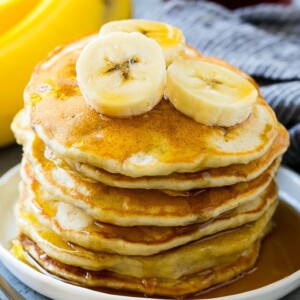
0,165 -> 299,300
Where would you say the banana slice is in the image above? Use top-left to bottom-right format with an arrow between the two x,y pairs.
200,56 -> 260,92
184,45 -> 201,59
165,58 -> 258,127
76,32 -> 166,118
99,19 -> 185,66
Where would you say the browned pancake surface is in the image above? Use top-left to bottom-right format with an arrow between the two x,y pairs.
25,36 -> 278,177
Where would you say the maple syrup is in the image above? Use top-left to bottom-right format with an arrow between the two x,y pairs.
13,200 -> 300,299
85,200 -> 300,299
195,200 -> 300,299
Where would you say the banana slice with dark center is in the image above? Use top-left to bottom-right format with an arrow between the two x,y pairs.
76,32 -> 166,117
165,58 -> 258,127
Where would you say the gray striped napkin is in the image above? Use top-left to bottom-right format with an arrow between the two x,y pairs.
136,0 -> 300,173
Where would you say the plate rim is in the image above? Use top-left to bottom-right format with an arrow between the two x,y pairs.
0,164 -> 299,300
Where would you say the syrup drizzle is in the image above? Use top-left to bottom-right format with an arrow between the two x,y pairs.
13,200 -> 300,299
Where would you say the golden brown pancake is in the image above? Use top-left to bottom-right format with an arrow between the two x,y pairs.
17,198 -> 276,279
25,35 -> 278,177
12,109 -> 288,191
22,135 -> 280,226
60,123 -> 288,191
19,167 -> 278,255
20,234 -> 265,297
10,28 -> 289,299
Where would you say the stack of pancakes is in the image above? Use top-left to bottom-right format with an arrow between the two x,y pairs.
12,36 -> 289,298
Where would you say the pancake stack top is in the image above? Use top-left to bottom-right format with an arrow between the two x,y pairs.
12,20 -> 289,298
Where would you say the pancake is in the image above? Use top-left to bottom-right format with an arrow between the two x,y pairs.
20,234 -> 265,297
11,109 -> 34,152
25,35 -> 278,177
17,197 -> 276,279
12,109 -> 288,191
9,17 -> 290,299
60,123 -> 288,191
23,135 -> 280,226
19,167 -> 278,255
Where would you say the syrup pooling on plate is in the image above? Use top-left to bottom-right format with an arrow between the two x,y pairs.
11,201 -> 300,299
196,201 -> 300,298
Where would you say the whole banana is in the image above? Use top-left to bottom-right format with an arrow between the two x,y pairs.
0,0 -> 39,35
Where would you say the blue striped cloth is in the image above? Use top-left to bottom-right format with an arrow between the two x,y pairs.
137,0 -> 300,173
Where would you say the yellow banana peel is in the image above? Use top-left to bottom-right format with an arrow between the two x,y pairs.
104,0 -> 132,23
0,0 -> 131,147
0,0 -> 40,35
